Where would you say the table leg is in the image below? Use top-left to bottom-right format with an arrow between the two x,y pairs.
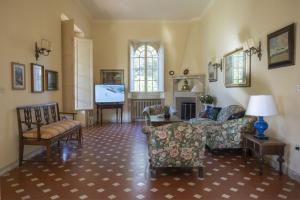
277,155 -> 284,176
100,106 -> 103,126
121,106 -> 123,124
116,107 -> 118,123
97,105 -> 99,124
259,155 -> 264,175
243,148 -> 248,163
243,139 -> 247,162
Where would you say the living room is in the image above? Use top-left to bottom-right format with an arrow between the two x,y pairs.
1,0 -> 300,199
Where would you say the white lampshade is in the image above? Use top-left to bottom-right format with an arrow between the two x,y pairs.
246,95 -> 278,117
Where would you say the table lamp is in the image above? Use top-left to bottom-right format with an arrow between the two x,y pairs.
246,95 -> 278,140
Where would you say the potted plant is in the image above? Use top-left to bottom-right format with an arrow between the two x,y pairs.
163,106 -> 171,119
199,95 -> 214,111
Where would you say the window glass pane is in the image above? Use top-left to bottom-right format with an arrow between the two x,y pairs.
135,45 -> 145,57
153,81 -> 158,91
147,46 -> 158,57
140,81 -> 145,92
134,81 -> 139,91
147,81 -> 153,92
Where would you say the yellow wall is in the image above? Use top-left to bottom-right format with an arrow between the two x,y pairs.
0,0 -> 91,171
183,0 -> 300,176
92,20 -> 191,122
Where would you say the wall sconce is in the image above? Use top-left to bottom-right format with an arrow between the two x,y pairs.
35,39 -> 52,60
243,38 -> 262,61
211,58 -> 222,71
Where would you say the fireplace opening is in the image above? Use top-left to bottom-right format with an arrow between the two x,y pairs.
181,102 -> 196,120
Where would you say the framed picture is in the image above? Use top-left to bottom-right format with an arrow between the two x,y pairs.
11,62 -> 26,90
268,23 -> 295,69
100,69 -> 124,84
208,62 -> 217,82
31,63 -> 44,93
45,70 -> 58,91
224,48 -> 251,88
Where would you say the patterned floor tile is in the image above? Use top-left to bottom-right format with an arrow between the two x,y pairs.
1,123 -> 300,200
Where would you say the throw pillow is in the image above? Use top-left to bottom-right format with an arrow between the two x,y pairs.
228,111 -> 245,120
207,107 -> 222,120
199,111 -> 208,118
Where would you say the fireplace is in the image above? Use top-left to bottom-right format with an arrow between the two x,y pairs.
181,102 -> 196,120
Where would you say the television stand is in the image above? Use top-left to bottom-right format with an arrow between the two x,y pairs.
96,103 -> 123,126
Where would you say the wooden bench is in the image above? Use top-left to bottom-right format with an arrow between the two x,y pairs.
17,102 -> 82,166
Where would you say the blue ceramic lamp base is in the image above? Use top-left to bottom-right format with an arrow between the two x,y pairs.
254,116 -> 269,140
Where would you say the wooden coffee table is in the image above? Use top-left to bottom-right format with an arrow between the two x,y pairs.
149,115 -> 182,127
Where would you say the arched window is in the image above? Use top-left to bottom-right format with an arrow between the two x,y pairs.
130,42 -> 164,93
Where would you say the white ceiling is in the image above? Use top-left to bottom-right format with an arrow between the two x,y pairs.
79,0 -> 212,20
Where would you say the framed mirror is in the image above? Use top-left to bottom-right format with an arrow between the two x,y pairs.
224,48 -> 251,88
31,63 -> 44,93
208,62 -> 217,82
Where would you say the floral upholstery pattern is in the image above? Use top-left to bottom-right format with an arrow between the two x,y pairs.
190,105 -> 256,150
143,105 -> 164,117
143,105 -> 164,126
142,122 -> 206,168
23,120 -> 80,139
204,116 -> 256,149
216,105 -> 245,122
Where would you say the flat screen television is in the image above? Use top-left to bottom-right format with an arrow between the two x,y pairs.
95,84 -> 125,103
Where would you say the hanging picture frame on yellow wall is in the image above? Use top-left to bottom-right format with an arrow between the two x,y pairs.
11,62 -> 26,90
223,48 -> 251,88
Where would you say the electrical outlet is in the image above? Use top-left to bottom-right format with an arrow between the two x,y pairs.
295,145 -> 300,151
296,84 -> 300,92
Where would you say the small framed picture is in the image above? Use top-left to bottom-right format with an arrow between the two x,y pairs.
208,62 -> 217,82
11,62 -> 26,90
100,69 -> 124,84
45,70 -> 58,91
31,63 -> 44,93
268,23 -> 295,69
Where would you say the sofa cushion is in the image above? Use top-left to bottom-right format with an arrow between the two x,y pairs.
228,111 -> 245,120
208,107 -> 222,120
217,105 -> 245,122
189,118 -> 219,126
23,120 -> 80,139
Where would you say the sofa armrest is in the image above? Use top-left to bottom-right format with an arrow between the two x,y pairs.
221,116 -> 256,134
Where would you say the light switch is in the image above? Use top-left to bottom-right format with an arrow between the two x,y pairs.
297,84 -> 300,92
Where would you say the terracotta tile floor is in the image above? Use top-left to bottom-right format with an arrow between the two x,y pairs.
1,123 -> 300,200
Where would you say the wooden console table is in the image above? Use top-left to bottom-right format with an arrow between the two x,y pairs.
243,134 -> 285,175
96,103 -> 123,126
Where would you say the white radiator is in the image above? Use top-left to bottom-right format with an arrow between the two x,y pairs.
131,99 -> 164,121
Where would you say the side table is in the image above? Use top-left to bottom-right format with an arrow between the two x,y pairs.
243,134 -> 285,175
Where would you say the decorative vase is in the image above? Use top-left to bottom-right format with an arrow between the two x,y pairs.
164,113 -> 171,119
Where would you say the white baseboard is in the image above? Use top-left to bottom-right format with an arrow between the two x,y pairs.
267,157 -> 300,182
0,147 -> 44,176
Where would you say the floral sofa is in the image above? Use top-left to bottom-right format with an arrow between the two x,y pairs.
190,105 -> 256,151
142,122 -> 206,177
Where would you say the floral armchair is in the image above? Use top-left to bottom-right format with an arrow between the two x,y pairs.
142,105 -> 176,125
190,105 -> 256,151
142,122 -> 206,177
